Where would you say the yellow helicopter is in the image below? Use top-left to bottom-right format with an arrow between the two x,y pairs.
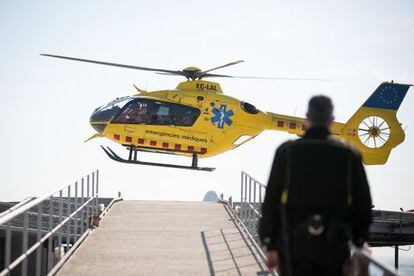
42,54 -> 411,171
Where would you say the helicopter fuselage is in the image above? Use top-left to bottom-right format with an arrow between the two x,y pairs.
90,80 -> 277,158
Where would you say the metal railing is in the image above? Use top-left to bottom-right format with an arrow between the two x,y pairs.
236,171 -> 401,276
239,171 -> 266,244
0,170 -> 99,276
348,243 -> 402,276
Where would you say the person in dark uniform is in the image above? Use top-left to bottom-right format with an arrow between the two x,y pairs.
259,96 -> 372,276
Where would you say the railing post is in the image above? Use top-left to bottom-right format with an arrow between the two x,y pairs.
244,173 -> 247,202
243,173 -> 247,219
36,204 -> 42,276
92,172 -> 95,216
241,173 -> 245,219
86,175 -> 90,227
5,220 -> 11,270
240,172 -> 244,203
260,185 -> 265,231
22,211 -> 28,276
248,177 -> 252,229
66,185 -> 71,252
81,178 -> 85,234
252,179 -> 258,231
248,178 -> 252,204
96,170 -> 99,212
58,190 -> 63,253
74,181 -> 78,243
47,196 -> 54,272
395,245 -> 399,270
253,181 -> 257,205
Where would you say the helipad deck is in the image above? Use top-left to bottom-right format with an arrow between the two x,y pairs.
57,201 -> 268,275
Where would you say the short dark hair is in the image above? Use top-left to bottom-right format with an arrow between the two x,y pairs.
306,95 -> 334,126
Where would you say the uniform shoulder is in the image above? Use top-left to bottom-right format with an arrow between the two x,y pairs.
275,140 -> 295,154
278,139 -> 295,149
327,135 -> 362,157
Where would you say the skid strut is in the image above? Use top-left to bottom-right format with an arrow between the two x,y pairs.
101,146 -> 215,171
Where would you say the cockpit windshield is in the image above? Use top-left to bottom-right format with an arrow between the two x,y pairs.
90,97 -> 131,122
97,96 -> 131,112
113,98 -> 201,126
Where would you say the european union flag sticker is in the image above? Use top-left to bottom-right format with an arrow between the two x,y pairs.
363,82 -> 411,110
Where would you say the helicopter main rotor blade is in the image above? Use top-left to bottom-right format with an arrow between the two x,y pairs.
41,54 -> 331,81
202,60 -> 245,74
40,54 -> 185,76
202,73 -> 332,81
202,73 -> 234,78
232,75 -> 332,81
155,72 -> 181,76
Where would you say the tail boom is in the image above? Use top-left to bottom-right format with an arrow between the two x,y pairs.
264,112 -> 345,136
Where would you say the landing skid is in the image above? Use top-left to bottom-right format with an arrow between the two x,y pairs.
101,146 -> 215,172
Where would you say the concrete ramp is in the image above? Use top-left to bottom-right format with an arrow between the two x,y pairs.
58,201 -> 268,275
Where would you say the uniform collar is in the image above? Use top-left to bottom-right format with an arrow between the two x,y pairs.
303,126 -> 331,139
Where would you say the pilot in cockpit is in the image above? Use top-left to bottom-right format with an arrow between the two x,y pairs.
115,102 -> 148,124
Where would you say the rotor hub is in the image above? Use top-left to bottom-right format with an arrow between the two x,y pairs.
182,66 -> 202,72
368,126 -> 380,137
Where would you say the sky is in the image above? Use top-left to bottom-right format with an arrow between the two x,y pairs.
1,0 -> 413,266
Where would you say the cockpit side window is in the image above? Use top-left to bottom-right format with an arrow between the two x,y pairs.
112,100 -> 149,124
112,99 -> 200,126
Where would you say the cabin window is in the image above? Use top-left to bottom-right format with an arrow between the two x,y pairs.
113,100 -> 148,124
112,99 -> 201,126
240,102 -> 259,114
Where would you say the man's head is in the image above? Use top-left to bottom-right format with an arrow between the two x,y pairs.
306,95 -> 334,127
